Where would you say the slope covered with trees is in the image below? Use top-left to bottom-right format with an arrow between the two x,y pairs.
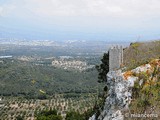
0,58 -> 99,98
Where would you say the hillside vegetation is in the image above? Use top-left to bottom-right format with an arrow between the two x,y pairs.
0,59 -> 98,98
123,41 -> 160,119
121,41 -> 160,119
123,40 -> 160,70
125,59 -> 160,120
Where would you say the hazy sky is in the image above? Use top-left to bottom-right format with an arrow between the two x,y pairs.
0,0 -> 160,41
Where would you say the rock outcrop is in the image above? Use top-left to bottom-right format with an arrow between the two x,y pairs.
89,59 -> 159,120
97,70 -> 137,120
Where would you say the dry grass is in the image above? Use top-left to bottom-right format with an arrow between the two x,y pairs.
123,71 -> 133,80
123,40 -> 160,70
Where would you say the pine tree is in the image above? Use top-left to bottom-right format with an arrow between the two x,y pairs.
96,52 -> 109,83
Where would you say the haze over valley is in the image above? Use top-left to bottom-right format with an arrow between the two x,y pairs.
0,0 -> 160,119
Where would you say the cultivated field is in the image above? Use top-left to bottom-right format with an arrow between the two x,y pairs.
0,94 -> 97,120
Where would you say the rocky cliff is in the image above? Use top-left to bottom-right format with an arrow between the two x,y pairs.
89,59 -> 160,120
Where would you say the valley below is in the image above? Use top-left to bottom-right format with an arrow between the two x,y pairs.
0,39 -> 129,120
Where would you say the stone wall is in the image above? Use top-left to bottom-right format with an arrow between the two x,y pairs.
109,46 -> 123,71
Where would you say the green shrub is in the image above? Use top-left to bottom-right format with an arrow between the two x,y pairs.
66,111 -> 84,120
36,109 -> 62,120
